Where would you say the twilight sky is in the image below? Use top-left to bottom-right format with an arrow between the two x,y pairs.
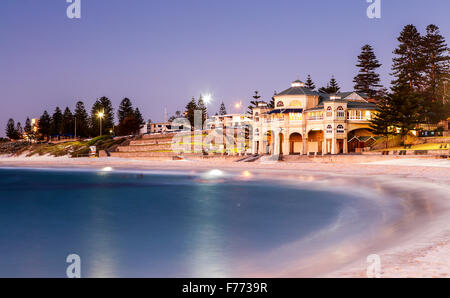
0,0 -> 449,136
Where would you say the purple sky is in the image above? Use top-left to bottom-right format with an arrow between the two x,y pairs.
1,0 -> 449,136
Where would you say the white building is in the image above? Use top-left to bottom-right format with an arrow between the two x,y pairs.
252,80 -> 378,155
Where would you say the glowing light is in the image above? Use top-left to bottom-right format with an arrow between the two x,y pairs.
102,167 -> 113,172
209,169 -> 223,177
97,111 -> 104,119
242,171 -> 252,178
202,169 -> 224,179
203,94 -> 212,105
235,101 -> 242,109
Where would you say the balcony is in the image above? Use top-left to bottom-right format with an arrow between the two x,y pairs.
308,116 -> 323,121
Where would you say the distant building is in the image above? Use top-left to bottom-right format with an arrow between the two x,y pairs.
252,80 -> 377,155
140,122 -> 185,135
206,114 -> 253,130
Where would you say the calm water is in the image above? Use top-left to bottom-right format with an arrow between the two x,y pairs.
0,168 -> 384,277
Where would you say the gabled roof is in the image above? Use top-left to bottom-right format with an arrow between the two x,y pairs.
276,86 -> 319,96
337,92 -> 368,100
347,102 -> 377,109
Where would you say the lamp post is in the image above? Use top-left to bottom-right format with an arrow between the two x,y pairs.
97,111 -> 104,136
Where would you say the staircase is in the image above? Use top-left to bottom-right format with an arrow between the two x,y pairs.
110,133 -> 180,159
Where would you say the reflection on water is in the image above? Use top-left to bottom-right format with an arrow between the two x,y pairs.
0,168 -> 438,277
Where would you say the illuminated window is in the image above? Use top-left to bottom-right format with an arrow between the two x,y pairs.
337,106 -> 345,118
290,100 -> 302,108
289,113 -> 302,121
277,101 -> 285,107
326,106 -> 333,118
337,125 -> 345,134
326,124 -> 333,134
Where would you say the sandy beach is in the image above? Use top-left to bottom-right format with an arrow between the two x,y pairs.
1,154 -> 449,278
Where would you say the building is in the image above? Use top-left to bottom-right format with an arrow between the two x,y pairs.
251,80 -> 377,155
206,114 -> 253,130
140,122 -> 186,135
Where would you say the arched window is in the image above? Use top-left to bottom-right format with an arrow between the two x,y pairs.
337,106 -> 345,118
290,100 -> 302,108
326,106 -> 333,118
337,124 -> 345,134
326,124 -> 333,134
254,112 -> 259,117
277,101 -> 284,107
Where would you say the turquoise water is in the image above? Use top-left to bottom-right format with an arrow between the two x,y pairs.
0,168 -> 382,277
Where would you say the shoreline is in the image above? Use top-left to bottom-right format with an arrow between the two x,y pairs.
1,155 -> 449,277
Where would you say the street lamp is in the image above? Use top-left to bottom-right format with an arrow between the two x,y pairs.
235,101 -> 243,113
97,111 -> 104,136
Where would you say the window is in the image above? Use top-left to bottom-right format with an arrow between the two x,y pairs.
254,112 -> 259,117
277,101 -> 284,107
308,112 -> 323,120
337,125 -> 345,134
326,106 -> 333,118
337,106 -> 345,118
290,100 -> 302,108
348,110 -> 363,120
326,124 -> 333,134
289,113 -> 302,121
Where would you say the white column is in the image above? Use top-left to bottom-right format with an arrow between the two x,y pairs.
274,133 -> 280,155
283,138 -> 290,155
303,138 -> 308,155
331,137 -> 336,154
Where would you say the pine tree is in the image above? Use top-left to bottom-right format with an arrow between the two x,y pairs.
38,111 -> 51,141
197,95 -> 207,123
219,102 -> 227,115
74,101 -> 89,138
268,92 -> 275,108
99,96 -> 114,133
247,91 -> 261,113
391,24 -> 424,94
369,97 -> 393,149
51,107 -> 63,136
353,44 -> 382,98
422,24 -> 450,102
6,119 -> 16,140
15,122 -> 23,139
91,97 -> 114,135
390,92 -> 424,143
305,75 -> 316,90
134,108 -> 144,125
319,76 -> 341,94
185,97 -> 198,129
24,118 -> 32,136
24,117 -> 34,142
62,107 -> 74,135
118,98 -> 134,123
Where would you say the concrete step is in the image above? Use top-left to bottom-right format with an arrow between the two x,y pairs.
118,144 -> 173,152
141,133 -> 177,140
110,151 -> 178,158
129,139 -> 173,146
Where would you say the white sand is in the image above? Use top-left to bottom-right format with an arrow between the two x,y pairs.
1,154 -> 449,278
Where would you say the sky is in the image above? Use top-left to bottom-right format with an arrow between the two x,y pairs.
0,0 -> 449,136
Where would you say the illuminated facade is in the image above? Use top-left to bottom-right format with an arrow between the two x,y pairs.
251,80 -> 377,155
